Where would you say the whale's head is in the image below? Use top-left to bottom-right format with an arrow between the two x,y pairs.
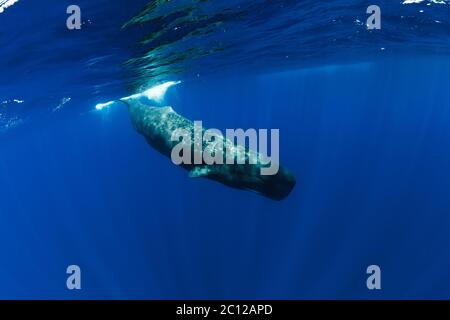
257,166 -> 296,201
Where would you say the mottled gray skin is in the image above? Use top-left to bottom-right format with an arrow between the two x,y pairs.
124,98 -> 296,201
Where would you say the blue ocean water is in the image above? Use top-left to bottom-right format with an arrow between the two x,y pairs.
1,0 -> 450,299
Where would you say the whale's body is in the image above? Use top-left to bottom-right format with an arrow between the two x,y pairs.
125,98 -> 296,200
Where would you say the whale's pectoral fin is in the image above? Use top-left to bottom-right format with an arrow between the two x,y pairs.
189,166 -> 212,178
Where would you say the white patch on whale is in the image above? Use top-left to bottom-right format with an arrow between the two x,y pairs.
95,81 -> 181,111
0,0 -> 19,14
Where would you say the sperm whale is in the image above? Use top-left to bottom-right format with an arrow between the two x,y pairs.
121,97 -> 296,201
